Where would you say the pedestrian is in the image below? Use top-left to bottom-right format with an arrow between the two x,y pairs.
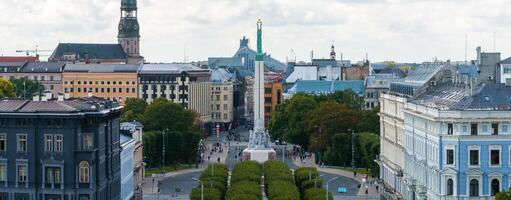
217,157 -> 220,163
208,156 -> 210,161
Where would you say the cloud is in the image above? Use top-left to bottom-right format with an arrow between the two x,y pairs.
0,0 -> 510,63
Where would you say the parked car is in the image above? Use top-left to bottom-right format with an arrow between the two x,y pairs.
337,185 -> 347,193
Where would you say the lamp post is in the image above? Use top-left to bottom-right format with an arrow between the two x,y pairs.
348,129 -> 355,171
326,177 -> 338,200
192,178 -> 204,200
162,129 -> 166,172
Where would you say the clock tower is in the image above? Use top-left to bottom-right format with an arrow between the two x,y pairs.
118,0 -> 140,58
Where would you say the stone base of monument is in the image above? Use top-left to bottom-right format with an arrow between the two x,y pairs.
242,149 -> 277,163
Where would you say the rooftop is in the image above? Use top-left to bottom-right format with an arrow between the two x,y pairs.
20,62 -> 65,73
211,68 -> 235,82
139,63 -> 209,74
288,80 -> 365,96
412,83 -> 511,111
0,97 -> 120,114
64,64 -> 140,73
49,43 -> 127,61
0,56 -> 38,63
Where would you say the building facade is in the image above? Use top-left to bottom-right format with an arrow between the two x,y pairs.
120,121 -> 144,200
263,73 -> 283,125
0,97 -> 122,200
211,69 -> 234,130
62,64 -> 140,103
364,73 -> 400,109
0,62 -> 65,96
138,64 -> 212,124
120,134 -> 134,200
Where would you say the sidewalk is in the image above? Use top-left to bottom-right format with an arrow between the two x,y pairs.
291,153 -> 380,197
142,132 -> 231,196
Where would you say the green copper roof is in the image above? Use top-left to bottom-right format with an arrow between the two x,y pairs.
256,19 -> 263,61
121,0 -> 137,10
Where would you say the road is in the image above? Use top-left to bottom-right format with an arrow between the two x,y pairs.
143,127 -> 372,199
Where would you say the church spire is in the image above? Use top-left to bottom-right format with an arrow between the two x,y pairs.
330,43 -> 336,60
118,0 -> 140,58
256,19 -> 263,61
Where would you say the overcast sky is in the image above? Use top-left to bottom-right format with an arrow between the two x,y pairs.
0,0 -> 509,63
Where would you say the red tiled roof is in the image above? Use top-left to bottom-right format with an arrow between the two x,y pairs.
0,56 -> 38,62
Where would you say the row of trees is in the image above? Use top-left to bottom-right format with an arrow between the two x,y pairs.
0,77 -> 44,99
268,91 -> 380,176
294,167 -> 333,200
190,164 -> 228,200
122,98 -> 203,168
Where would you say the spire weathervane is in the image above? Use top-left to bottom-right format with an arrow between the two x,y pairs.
256,19 -> 263,61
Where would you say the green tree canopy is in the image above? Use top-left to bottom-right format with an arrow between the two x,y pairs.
0,78 -> 16,98
11,78 -> 43,99
121,98 -> 148,122
142,97 -> 198,132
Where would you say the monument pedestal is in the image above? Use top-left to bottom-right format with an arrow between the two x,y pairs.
242,149 -> 276,164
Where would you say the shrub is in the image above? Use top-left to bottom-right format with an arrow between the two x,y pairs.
304,188 -> 333,200
193,164 -> 228,199
267,180 -> 300,200
226,181 -> 262,200
230,161 -> 261,184
190,187 -> 222,200
301,178 -> 323,192
263,160 -> 294,185
294,167 -> 318,189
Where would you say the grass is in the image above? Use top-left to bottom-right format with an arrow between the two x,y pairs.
145,164 -> 193,177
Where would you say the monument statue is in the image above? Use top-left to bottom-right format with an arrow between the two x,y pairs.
242,20 -> 277,163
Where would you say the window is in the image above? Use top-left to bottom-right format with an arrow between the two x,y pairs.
79,161 -> 89,183
446,178 -> 454,196
224,95 -> 227,101
216,95 -> 220,101
492,123 -> 499,135
46,168 -> 61,183
0,164 -> 6,181
447,123 -> 453,135
77,88 -> 81,93
119,88 -> 122,93
132,88 -> 135,93
503,65 -> 511,74
503,124 -> 509,133
17,134 -> 27,152
55,135 -> 62,152
491,179 -> 500,196
482,124 -> 489,133
83,134 -> 93,150
469,179 -> 479,196
446,149 -> 454,165
45,135 -> 52,152
462,125 -> 468,133
46,168 -> 53,183
469,149 -> 479,165
0,134 -> 5,151
471,123 -> 478,135
107,88 -> 110,93
17,165 -> 27,183
491,149 -> 500,166
224,104 -> 227,110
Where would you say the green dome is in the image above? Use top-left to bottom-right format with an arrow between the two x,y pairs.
118,18 -> 140,38
121,0 -> 137,10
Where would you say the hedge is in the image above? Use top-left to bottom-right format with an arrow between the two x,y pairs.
267,180 -> 300,200
226,161 -> 262,199
304,188 -> 333,200
263,160 -> 294,185
263,160 -> 300,200
301,178 -> 323,192
190,164 -> 228,200
295,167 -> 319,194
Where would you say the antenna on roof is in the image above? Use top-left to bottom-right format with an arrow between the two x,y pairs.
464,34 -> 468,64
184,46 -> 187,63
493,32 -> 496,52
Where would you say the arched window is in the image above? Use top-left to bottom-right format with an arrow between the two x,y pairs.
79,161 -> 89,183
446,179 -> 454,196
491,179 -> 500,196
469,179 -> 479,197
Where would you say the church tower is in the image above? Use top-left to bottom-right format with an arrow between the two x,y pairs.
118,0 -> 140,58
330,44 -> 336,60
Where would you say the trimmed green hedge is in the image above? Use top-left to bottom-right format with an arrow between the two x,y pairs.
226,161 -> 262,199
295,167 -> 319,195
263,160 -> 300,200
190,187 -> 222,200
190,164 -> 228,200
267,180 -> 300,200
263,160 -> 294,185
301,178 -> 323,192
226,180 -> 262,199
304,188 -> 333,200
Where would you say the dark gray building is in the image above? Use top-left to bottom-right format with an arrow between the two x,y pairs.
0,97 -> 122,200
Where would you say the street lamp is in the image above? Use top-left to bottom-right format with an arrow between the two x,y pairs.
348,129 -> 355,171
326,177 -> 338,200
192,178 -> 204,200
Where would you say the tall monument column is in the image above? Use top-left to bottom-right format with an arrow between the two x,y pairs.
254,19 -> 265,130
243,20 -> 276,163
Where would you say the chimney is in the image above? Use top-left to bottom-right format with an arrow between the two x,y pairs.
64,93 -> 70,100
84,52 -> 90,64
32,93 -> 40,101
476,46 -> 482,65
43,91 -> 52,100
57,93 -> 64,101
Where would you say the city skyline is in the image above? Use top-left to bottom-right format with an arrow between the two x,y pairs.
0,0 -> 510,63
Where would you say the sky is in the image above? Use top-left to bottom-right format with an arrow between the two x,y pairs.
0,0 -> 510,63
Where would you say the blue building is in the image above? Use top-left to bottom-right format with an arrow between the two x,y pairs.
120,134 -> 134,200
0,96 -> 122,200
286,80 -> 365,96
208,36 -> 286,77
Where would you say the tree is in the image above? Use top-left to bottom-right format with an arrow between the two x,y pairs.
142,97 -> 198,132
0,78 -> 16,99
496,189 -> 511,200
121,98 -> 147,122
11,78 -> 43,99
282,94 -> 317,149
